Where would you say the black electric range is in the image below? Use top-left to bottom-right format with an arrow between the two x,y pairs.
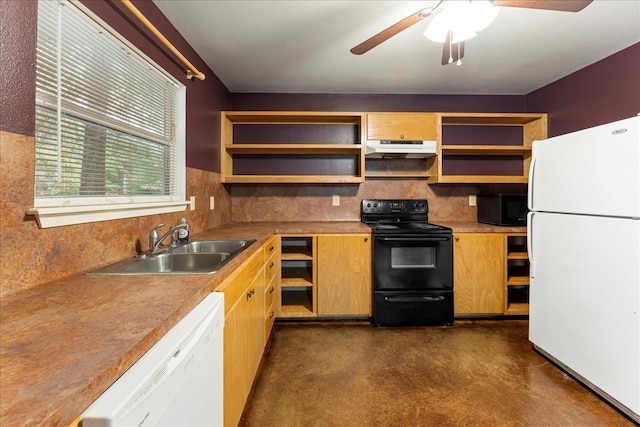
362,199 -> 454,327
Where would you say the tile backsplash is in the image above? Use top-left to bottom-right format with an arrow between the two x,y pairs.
0,131 -> 230,297
230,180 -> 480,223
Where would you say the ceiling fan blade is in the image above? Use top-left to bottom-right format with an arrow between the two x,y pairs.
492,0 -> 592,12
441,31 -> 465,66
350,7 -> 434,55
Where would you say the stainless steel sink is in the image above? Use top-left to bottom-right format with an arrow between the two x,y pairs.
87,239 -> 256,275
122,253 -> 230,274
170,239 -> 254,254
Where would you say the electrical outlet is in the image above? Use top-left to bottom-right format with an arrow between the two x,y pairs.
469,195 -> 477,207
189,196 -> 196,211
209,196 -> 215,210
332,195 -> 340,206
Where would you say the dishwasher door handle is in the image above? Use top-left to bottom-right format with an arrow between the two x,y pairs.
384,295 -> 445,303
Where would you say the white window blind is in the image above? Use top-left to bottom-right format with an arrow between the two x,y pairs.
33,0 -> 186,223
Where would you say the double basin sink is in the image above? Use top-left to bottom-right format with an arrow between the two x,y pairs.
87,239 -> 256,275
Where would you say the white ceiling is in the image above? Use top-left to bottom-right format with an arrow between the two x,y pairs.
153,0 -> 640,95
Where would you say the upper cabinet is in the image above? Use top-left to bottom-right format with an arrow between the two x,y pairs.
366,112 -> 438,141
221,111 -> 365,184
220,111 -> 547,184
365,113 -> 440,179
433,113 -> 547,184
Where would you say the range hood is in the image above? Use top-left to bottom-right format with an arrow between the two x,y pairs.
365,140 -> 437,159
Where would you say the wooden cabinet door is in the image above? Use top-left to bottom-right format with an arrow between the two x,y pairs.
453,233 -> 505,315
247,266 -> 265,378
222,250 -> 265,427
223,285 -> 253,427
317,234 -> 371,316
367,113 -> 438,141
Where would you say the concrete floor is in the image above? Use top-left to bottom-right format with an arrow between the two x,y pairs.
240,320 -> 635,426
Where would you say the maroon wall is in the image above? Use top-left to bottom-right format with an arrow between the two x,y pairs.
0,0 -> 37,137
231,93 -> 525,113
0,0 -> 230,173
526,43 -> 640,137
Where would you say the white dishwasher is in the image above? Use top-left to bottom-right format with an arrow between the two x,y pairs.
82,292 -> 224,427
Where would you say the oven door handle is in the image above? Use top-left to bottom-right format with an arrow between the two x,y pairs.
376,236 -> 451,242
384,295 -> 446,303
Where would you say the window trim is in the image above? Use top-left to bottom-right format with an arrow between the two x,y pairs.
30,0 -> 188,229
27,201 -> 189,229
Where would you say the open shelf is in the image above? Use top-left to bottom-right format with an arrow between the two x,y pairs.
280,288 -> 315,317
222,111 -> 365,184
441,145 -> 532,155
224,112 -> 363,124
505,234 -> 530,315
507,276 -> 530,286
280,236 -> 317,318
225,144 -> 363,154
436,112 -> 547,184
441,113 -> 546,126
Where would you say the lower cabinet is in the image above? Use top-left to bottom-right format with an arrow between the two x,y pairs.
504,233 -> 530,315
280,233 -> 372,318
263,235 -> 280,341
317,234 -> 371,316
453,233 -> 505,315
453,232 -> 530,316
219,246 -> 266,427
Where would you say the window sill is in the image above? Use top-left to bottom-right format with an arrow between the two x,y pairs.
27,201 -> 189,228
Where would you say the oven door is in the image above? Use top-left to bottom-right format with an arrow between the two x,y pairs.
373,234 -> 453,291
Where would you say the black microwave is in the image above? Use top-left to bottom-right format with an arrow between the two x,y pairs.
477,194 -> 528,226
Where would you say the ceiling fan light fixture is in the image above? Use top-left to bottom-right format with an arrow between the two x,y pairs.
424,0 -> 499,43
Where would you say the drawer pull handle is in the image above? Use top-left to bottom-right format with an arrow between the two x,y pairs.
247,288 -> 255,299
269,262 -> 274,268
269,286 -> 275,294
269,311 -> 275,319
269,246 -> 274,252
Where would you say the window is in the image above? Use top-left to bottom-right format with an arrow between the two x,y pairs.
29,0 -> 187,228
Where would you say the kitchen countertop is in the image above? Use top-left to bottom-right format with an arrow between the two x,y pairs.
0,221 -> 370,427
438,221 -> 527,233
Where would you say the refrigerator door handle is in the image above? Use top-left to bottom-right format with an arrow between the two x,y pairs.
528,146 -> 537,210
527,211 -> 535,279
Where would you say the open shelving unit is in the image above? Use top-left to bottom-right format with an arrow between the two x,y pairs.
434,113 -> 547,184
280,235 -> 317,317
504,234 -> 530,315
220,110 -> 547,185
221,111 -> 365,184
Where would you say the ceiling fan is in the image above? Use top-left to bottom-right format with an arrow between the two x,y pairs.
350,0 -> 593,65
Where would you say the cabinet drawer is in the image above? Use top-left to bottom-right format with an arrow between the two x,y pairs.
217,250 -> 264,315
264,274 -> 278,315
265,252 -> 278,284
263,236 -> 279,259
264,299 -> 276,343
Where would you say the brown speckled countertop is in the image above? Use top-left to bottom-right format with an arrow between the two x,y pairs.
438,221 -> 527,234
0,222 -> 370,427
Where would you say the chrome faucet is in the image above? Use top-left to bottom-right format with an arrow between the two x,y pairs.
148,221 -> 189,254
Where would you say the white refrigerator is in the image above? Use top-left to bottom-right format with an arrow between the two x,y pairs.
528,116 -> 640,423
